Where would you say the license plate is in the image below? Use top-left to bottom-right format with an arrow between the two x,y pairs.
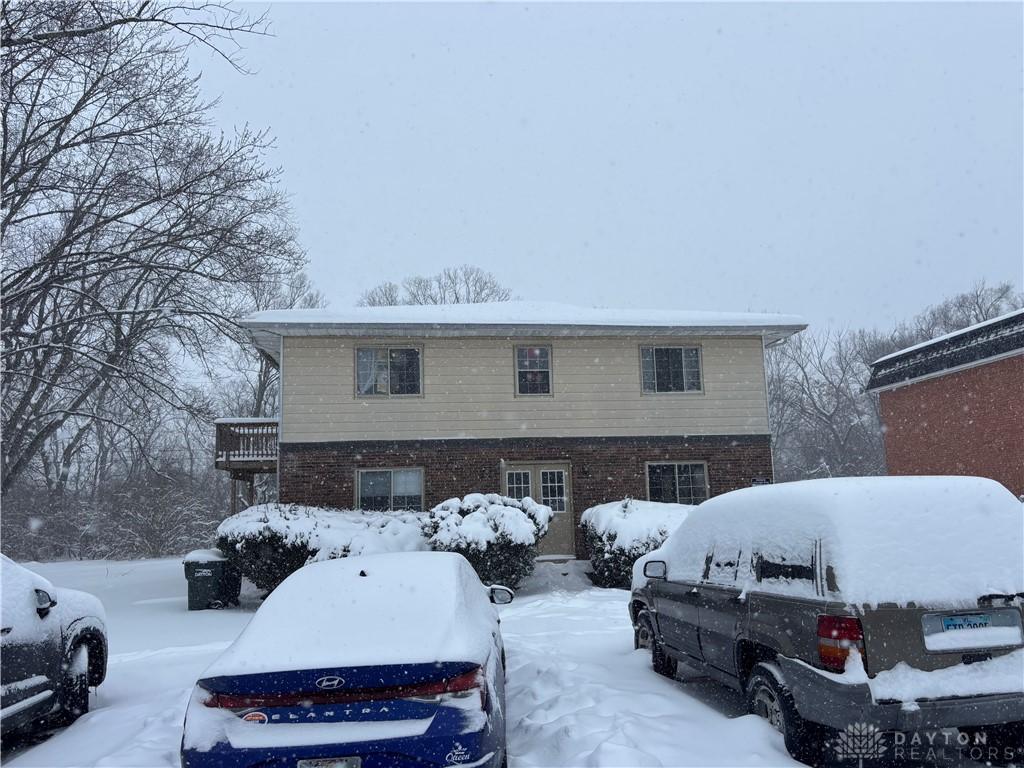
296,759 -> 361,768
942,613 -> 990,631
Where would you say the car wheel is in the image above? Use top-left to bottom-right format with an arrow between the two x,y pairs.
640,613 -> 676,678
51,644 -> 90,728
746,662 -> 832,766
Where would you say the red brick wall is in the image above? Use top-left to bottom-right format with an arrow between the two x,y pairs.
279,434 -> 773,556
879,355 -> 1024,497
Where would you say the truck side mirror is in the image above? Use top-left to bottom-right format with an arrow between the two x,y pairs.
643,560 -> 668,580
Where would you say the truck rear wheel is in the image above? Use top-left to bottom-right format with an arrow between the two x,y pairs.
746,662 -> 833,766
637,612 -> 676,678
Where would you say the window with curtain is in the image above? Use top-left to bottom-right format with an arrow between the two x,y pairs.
356,347 -> 421,396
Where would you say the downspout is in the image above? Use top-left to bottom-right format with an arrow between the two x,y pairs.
761,335 -> 776,483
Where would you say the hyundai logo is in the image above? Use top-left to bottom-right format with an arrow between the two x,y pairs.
315,675 -> 345,690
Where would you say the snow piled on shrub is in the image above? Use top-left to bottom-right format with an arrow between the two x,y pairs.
581,499 -> 693,550
580,499 -> 693,588
428,493 -> 551,548
217,503 -> 428,558
424,494 -> 552,587
216,504 -> 428,591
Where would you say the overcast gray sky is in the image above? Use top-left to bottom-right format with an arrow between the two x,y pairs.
196,2 -> 1023,331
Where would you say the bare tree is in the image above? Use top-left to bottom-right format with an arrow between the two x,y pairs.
1,2 -> 305,493
358,265 -> 512,306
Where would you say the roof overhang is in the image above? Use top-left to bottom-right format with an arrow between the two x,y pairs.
242,321 -> 808,365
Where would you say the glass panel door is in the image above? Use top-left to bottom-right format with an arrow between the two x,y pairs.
506,470 -> 532,500
540,470 -> 567,511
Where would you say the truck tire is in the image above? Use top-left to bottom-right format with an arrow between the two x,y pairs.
746,662 -> 833,766
638,612 -> 676,678
634,609 -> 653,650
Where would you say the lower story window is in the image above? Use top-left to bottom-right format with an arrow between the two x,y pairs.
358,468 -> 424,511
647,462 -> 708,505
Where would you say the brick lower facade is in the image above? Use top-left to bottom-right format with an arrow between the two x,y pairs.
879,354 -> 1024,497
279,434 -> 774,556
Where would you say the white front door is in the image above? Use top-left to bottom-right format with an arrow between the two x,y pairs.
503,462 -> 574,557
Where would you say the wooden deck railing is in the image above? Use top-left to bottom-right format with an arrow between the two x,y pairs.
214,418 -> 278,473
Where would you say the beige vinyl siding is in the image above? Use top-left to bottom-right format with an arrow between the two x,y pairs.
280,335 -> 770,442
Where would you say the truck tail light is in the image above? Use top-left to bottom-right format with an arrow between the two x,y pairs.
817,615 -> 866,673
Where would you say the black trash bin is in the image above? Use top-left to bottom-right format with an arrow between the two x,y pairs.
184,549 -> 241,610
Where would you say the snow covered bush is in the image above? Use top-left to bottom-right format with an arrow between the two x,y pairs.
580,499 -> 693,588
422,493 -> 552,587
216,504 -> 428,592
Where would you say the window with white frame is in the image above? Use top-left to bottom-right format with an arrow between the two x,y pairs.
357,468 -> 424,511
506,470 -> 531,500
356,347 -> 421,396
647,462 -> 709,505
640,346 -> 702,393
515,345 -> 552,395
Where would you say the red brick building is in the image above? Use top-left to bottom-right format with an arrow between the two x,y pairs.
867,309 -> 1024,497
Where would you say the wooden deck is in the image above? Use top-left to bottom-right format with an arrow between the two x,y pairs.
214,418 -> 278,476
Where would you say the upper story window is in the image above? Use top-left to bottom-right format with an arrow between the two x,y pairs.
515,345 -> 552,395
640,346 -> 702,393
358,468 -> 424,511
647,462 -> 709,505
356,347 -> 421,396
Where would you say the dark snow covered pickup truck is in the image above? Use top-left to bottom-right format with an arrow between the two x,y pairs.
630,476 -> 1024,766
1,555 -> 108,739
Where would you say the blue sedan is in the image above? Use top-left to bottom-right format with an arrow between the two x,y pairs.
181,551 -> 513,768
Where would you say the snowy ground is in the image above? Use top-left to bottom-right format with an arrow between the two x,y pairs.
4,557 -> 798,767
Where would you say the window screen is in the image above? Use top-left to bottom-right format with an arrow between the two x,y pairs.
641,347 -> 702,393
358,470 -> 392,510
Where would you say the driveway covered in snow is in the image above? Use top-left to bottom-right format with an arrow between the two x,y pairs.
5,558 -> 797,767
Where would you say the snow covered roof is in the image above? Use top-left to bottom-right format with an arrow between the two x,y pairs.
867,308 -> 1024,392
201,551 -> 497,677
658,475 -> 1023,608
238,301 -> 806,361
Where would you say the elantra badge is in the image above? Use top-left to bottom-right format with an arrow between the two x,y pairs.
315,675 -> 345,690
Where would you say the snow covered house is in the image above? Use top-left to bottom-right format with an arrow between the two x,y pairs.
216,302 -> 806,557
867,308 -> 1024,497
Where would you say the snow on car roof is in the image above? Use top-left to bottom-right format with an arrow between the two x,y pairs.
660,476 -> 1024,608
202,552 -> 496,677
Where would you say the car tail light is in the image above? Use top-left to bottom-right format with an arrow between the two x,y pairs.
203,667 -> 486,711
817,615 -> 866,673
